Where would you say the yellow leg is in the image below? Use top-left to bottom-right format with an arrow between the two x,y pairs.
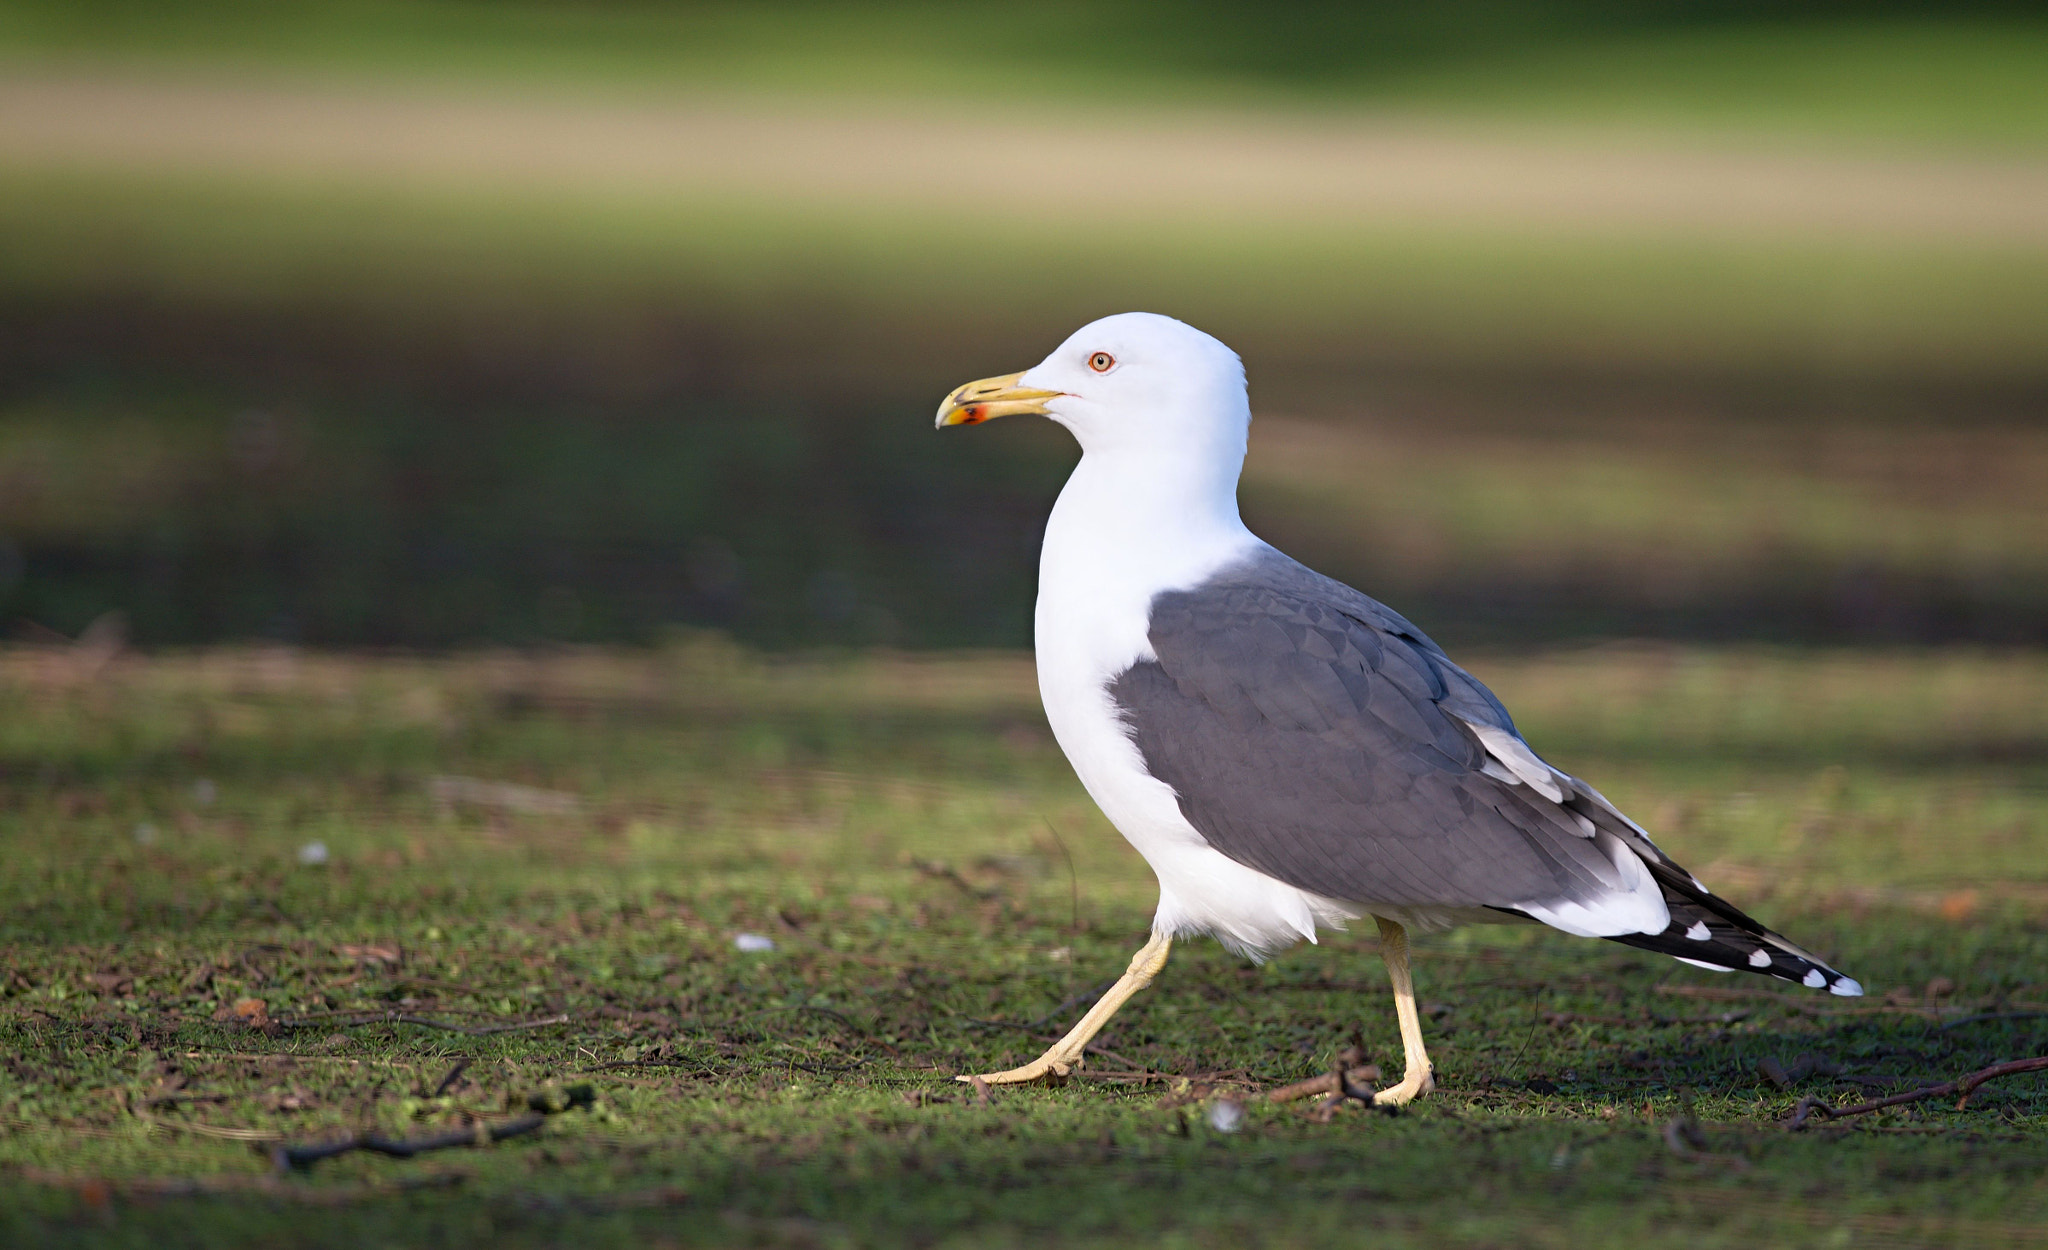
1371,916 -> 1436,1106
959,931 -> 1173,1085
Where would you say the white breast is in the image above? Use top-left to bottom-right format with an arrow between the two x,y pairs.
1032,455 -> 1360,957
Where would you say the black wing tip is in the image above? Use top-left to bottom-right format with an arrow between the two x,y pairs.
1609,920 -> 1863,997
1619,859 -> 1864,996
1492,900 -> 1865,996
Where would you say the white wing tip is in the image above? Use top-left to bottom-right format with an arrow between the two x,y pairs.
1829,975 -> 1864,997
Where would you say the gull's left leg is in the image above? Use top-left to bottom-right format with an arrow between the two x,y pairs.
959,930 -> 1173,1085
1371,916 -> 1436,1106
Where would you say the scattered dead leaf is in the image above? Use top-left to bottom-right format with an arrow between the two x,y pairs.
215,997 -> 271,1029
336,944 -> 402,965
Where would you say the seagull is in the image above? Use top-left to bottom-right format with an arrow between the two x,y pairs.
935,312 -> 1861,1104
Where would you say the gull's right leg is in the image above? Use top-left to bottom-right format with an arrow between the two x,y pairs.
1370,916 -> 1437,1106
959,931 -> 1173,1085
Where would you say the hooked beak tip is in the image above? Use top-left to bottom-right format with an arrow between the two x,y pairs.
935,371 -> 1062,429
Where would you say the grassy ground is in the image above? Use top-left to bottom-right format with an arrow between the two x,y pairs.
7,166 -> 2045,386
3,642 -> 2044,1247
4,12 -> 2046,653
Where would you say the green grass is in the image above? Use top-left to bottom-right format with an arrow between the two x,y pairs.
1242,413 -> 2048,646
3,642 -> 2045,1247
3,2 -> 2047,148
6,168 -> 2046,386
10,317 -> 2046,650
4,76 -> 2046,650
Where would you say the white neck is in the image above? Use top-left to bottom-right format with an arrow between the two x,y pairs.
1035,440 -> 1261,672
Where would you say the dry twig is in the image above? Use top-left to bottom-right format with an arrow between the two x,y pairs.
1303,1047 -> 1383,1122
132,1108 -> 285,1143
273,1084 -> 595,1170
428,1058 -> 471,1098
1266,1065 -> 1382,1104
1786,1056 -> 2048,1130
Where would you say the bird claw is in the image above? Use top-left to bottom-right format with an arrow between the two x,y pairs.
957,1056 -> 1075,1086
1371,1069 -> 1436,1107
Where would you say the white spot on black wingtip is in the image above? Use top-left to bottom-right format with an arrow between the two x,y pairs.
1803,968 -> 1828,988
1829,976 -> 1864,997
1684,921 -> 1710,941
1747,948 -> 1772,967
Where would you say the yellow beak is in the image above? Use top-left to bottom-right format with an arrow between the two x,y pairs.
934,372 -> 1063,429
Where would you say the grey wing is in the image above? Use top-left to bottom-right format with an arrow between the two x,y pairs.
1113,550 -> 1863,995
1111,554 -> 1643,915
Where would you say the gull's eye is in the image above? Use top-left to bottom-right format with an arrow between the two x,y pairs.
1088,352 -> 1115,373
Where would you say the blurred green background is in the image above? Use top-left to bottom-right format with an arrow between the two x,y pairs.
2,0 -> 2045,648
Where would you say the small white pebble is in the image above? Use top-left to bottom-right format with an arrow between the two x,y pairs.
297,840 -> 330,866
733,933 -> 776,953
132,822 -> 158,846
1206,1098 -> 1244,1134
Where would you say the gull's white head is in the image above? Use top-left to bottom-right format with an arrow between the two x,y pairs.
935,313 -> 1249,463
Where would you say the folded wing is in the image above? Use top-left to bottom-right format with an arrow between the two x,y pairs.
1111,549 -> 1860,995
